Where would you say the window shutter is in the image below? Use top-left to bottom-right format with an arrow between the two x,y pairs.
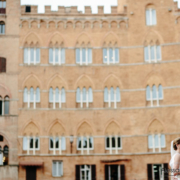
91,165 -> 96,180
147,164 -> 152,180
1,58 -> 6,72
55,48 -> 59,63
109,48 -> 113,62
30,87 -> 34,102
120,165 -> 125,180
24,48 -> 28,63
36,48 -> 40,63
104,87 -> 108,102
148,135 -> 153,148
30,48 -> 34,63
52,161 -> 56,177
49,88 -> 53,102
110,87 -> 114,102
146,10 -> 150,25
76,88 -> 80,102
24,88 -> 28,102
152,85 -> 157,100
76,49 -> 80,63
61,88 -> 66,103
158,85 -> 163,100
36,87 -> 40,102
150,46 -> 155,60
103,48 -> 107,63
61,137 -> 66,150
88,88 -> 93,103
115,48 -> 119,62
23,137 -> 28,150
61,48 -> 65,64
49,48 -> 53,63
55,88 -> 59,103
82,88 -> 86,102
105,165 -> 109,180
164,163 -> 169,180
75,165 -> 80,180
82,48 -> 86,63
88,48 -> 92,63
156,45 -> 161,60
116,87 -> 121,102
154,134 -> 159,148
146,86 -> 151,100
161,134 -> 165,148
152,9 -> 157,25
144,46 -> 149,62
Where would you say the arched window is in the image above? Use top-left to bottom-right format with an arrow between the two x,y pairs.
23,48 -> 40,65
152,85 -> 157,100
4,96 -> 9,115
76,48 -> 92,65
104,87 -> 108,102
158,84 -> 163,100
146,8 -> 156,26
82,87 -> 86,102
0,21 -> 5,34
55,88 -> 59,102
77,136 -> 93,151
88,88 -> 93,103
76,88 -> 80,102
36,87 -> 40,102
110,87 -> 114,102
0,0 -> 6,9
30,87 -> 34,102
49,48 -> 65,65
103,48 -> 119,64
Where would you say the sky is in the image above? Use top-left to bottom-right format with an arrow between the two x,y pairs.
21,0 -> 180,14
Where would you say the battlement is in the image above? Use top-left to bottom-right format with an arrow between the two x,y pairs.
21,5 -> 124,16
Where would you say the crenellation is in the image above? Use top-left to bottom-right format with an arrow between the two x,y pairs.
45,6 -> 51,14
98,6 -> 104,14
85,6 -> 92,14
58,6 -> 65,14
111,6 -> 118,14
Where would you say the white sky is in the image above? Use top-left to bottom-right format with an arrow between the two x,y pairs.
21,0 -> 180,13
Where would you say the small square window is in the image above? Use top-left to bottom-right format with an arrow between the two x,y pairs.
25,6 -> 31,13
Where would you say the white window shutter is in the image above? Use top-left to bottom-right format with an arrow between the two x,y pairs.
82,88 -> 86,102
88,88 -> 93,102
115,48 -> 119,63
103,48 -> 107,63
155,134 -> 159,148
152,85 -> 157,100
152,9 -> 157,25
156,45 -> 161,60
116,87 -> 121,102
158,85 -> 163,100
110,87 -> 114,102
61,162 -> 63,176
24,48 -> 28,63
23,88 -> 28,102
23,137 -> 28,150
61,88 -> 66,103
76,49 -> 80,63
161,134 -> 165,147
146,86 -> 151,100
109,48 -> 113,62
144,46 -> 149,62
104,87 -> 108,102
55,88 -> 59,103
36,48 -> 40,63
30,48 -> 34,63
82,48 -> 86,63
55,48 -> 59,63
36,87 -> 40,102
146,10 -> 150,25
150,46 -> 155,60
52,162 -> 56,176
88,48 -> 92,63
49,48 -> 53,63
61,48 -> 65,64
30,87 -> 34,102
61,137 -> 66,150
76,88 -> 80,102
148,135 -> 152,148
49,88 -> 53,102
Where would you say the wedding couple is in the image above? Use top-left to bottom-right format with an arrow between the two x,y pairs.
170,138 -> 180,179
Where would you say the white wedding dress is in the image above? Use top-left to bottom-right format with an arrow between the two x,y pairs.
170,141 -> 180,180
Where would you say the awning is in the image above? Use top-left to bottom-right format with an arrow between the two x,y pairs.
19,161 -> 44,166
101,159 -> 131,163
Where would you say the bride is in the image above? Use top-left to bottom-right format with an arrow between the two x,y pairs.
169,138 -> 180,179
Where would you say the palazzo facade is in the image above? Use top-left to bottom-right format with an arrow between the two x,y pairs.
1,0 -> 180,179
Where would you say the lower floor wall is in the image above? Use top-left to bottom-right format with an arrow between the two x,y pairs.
18,153 -> 171,180
0,166 -> 18,180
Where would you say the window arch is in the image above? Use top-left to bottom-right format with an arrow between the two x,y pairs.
23,87 -> 41,109
146,6 -> 156,26
49,87 -> 66,109
104,86 -> 121,108
0,21 -> 5,34
146,84 -> 163,106
76,87 -> 93,108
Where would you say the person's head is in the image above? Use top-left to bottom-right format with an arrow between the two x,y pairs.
173,137 -> 180,150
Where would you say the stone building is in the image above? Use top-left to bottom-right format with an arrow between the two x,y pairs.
0,0 -> 19,180
1,0 -> 180,179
